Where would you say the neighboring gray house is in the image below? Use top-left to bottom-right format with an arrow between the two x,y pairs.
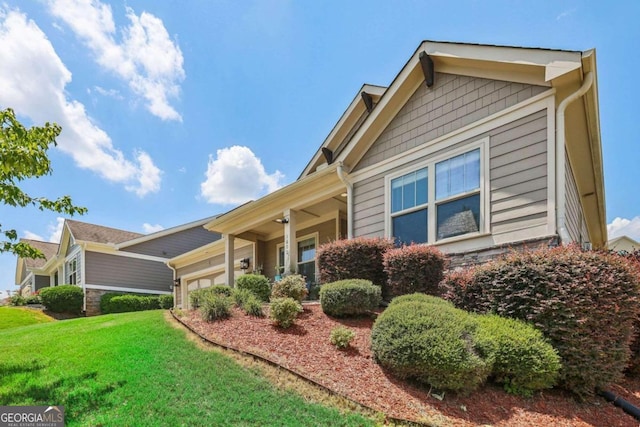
16,217 -> 219,315
16,239 -> 60,296
168,40 -> 606,308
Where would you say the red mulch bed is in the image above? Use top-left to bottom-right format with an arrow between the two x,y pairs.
179,303 -> 640,426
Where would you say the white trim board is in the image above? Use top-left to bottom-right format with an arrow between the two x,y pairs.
84,284 -> 171,295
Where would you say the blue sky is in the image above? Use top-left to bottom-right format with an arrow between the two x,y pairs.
1,0 -> 639,297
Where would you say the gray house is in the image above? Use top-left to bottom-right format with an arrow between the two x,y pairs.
168,41 -> 605,308
16,217 -> 219,315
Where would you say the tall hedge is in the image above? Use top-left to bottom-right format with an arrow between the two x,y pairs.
39,285 -> 83,314
442,245 -> 640,397
317,237 -> 394,297
383,244 -> 446,298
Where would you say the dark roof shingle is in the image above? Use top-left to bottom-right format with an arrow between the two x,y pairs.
19,239 -> 60,268
66,220 -> 143,244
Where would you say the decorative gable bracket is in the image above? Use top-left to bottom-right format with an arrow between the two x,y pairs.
419,51 -> 435,87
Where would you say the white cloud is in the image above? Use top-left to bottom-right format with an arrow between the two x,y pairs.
23,231 -> 45,241
92,85 -> 123,100
200,146 -> 284,205
47,0 -> 184,121
556,8 -> 576,21
607,216 -> 640,241
23,216 -> 65,243
47,217 -> 65,243
142,223 -> 164,233
0,7 -> 162,197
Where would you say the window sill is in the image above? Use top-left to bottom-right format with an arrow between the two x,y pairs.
432,231 -> 491,247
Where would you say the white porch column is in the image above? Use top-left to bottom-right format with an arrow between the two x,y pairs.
224,234 -> 235,286
181,278 -> 188,309
283,209 -> 298,274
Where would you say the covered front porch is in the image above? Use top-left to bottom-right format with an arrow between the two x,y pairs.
205,162 -> 350,287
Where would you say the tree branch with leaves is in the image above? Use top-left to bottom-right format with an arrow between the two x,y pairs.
1,108 -> 87,259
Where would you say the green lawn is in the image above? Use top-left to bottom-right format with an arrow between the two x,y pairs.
0,306 -> 54,330
0,310 -> 372,426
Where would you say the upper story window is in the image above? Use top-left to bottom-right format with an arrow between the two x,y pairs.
388,147 -> 483,245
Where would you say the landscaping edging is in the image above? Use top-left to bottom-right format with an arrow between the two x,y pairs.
169,309 -> 430,426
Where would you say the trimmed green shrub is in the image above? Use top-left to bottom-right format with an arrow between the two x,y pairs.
200,293 -> 232,321
383,244 -> 446,298
242,295 -> 264,317
475,314 -> 561,396
236,274 -> 271,302
330,326 -> 355,349
443,246 -> 640,397
371,300 -> 491,392
269,297 -> 302,328
158,294 -> 174,309
9,295 -> 26,306
271,275 -> 308,302
100,293 -> 161,314
388,293 -> 454,309
39,285 -> 83,314
25,294 -> 41,305
319,279 -> 381,317
317,237 -> 394,297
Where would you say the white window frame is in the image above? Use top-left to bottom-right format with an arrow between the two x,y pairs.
385,138 -> 490,245
64,248 -> 81,286
277,232 -> 319,278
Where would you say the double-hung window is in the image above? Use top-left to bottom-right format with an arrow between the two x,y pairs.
435,149 -> 481,240
66,257 -> 77,285
389,147 -> 482,245
390,168 -> 428,245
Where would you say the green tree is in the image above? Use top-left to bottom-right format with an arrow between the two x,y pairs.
1,108 -> 86,259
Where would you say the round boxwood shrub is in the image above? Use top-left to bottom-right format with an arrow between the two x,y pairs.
330,326 -> 355,349
319,279 -> 381,317
475,314 -> 561,396
388,293 -> 454,309
236,274 -> 271,302
371,300 -> 491,392
39,285 -> 83,314
271,275 -> 308,302
383,244 -> 446,298
443,246 -> 640,397
269,297 -> 302,328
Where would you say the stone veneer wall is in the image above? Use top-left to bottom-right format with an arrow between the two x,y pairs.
85,288 -> 112,316
446,236 -> 559,270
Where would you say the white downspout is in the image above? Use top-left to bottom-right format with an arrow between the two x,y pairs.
336,164 -> 353,239
166,261 -> 178,308
556,71 -> 594,245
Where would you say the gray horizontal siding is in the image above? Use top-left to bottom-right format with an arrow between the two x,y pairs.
489,110 -> 547,234
123,227 -> 221,258
355,73 -> 547,171
85,251 -> 172,292
176,245 -> 254,278
565,155 -> 584,243
34,275 -> 50,291
353,109 -> 549,243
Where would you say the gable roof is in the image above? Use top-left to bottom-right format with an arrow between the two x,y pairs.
608,235 -> 640,251
297,39 -> 604,246
65,220 -> 143,245
19,239 -> 59,269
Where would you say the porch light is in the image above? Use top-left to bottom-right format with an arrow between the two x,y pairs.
240,257 -> 250,271
274,217 -> 289,224
173,278 -> 181,287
